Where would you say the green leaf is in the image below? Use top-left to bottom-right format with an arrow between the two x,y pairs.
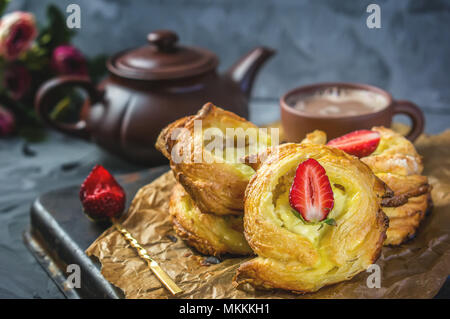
88,54 -> 108,83
323,218 -> 337,226
37,4 -> 76,52
290,208 -> 306,223
50,96 -> 71,120
290,208 -> 337,228
0,0 -> 10,16
0,91 -> 47,142
19,45 -> 49,70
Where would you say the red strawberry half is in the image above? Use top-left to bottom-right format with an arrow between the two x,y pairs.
289,158 -> 334,222
327,130 -> 380,158
79,165 -> 125,219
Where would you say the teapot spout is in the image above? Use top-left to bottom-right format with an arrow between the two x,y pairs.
226,47 -> 275,98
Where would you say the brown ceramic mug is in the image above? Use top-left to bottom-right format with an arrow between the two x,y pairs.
280,82 -> 424,142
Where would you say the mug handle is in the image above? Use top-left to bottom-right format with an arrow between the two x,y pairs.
35,75 -> 103,140
392,100 -> 425,142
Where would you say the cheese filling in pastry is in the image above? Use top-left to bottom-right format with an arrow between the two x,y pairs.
234,143 -> 388,293
156,103 -> 272,215
169,184 -> 252,256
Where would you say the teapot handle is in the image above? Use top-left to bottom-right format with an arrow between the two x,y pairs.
35,75 -> 103,140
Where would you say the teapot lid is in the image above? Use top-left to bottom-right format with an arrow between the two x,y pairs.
107,30 -> 218,80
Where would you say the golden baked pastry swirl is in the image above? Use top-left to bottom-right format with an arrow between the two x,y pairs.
169,184 -> 252,256
303,127 -> 432,246
234,143 -> 388,293
156,103 -> 272,216
360,127 -> 431,245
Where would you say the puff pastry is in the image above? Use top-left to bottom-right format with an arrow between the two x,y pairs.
169,184 -> 252,256
234,143 -> 388,293
303,127 -> 432,245
156,103 -> 271,215
361,127 -> 431,245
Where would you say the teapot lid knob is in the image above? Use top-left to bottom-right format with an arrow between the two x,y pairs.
147,30 -> 179,52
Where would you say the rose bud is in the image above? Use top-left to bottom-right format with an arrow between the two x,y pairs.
3,63 -> 31,100
0,11 -> 37,61
0,106 -> 15,137
80,165 -> 126,220
51,45 -> 88,76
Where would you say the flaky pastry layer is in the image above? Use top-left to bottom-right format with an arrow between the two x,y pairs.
169,183 -> 252,256
302,127 -> 432,246
156,103 -> 271,215
234,143 -> 388,293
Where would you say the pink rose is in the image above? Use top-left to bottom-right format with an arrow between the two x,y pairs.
0,106 -> 15,136
51,45 -> 88,76
0,12 -> 37,61
3,63 -> 31,100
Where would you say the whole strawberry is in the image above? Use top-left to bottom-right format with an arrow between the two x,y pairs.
79,165 -> 126,220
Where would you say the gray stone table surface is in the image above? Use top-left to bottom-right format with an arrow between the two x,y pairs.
0,101 -> 449,299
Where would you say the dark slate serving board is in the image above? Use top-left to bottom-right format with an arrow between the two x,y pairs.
23,165 -> 169,299
23,164 -> 450,299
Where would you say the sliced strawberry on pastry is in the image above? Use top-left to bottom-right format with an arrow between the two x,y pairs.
327,130 -> 380,158
289,158 -> 334,222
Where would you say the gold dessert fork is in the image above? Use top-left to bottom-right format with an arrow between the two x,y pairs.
112,218 -> 183,296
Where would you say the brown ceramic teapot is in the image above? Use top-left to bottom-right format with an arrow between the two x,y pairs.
35,30 -> 275,165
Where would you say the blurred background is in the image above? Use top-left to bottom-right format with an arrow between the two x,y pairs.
5,0 -> 450,125
0,0 -> 449,298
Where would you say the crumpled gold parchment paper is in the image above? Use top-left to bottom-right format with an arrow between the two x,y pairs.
86,128 -> 450,299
